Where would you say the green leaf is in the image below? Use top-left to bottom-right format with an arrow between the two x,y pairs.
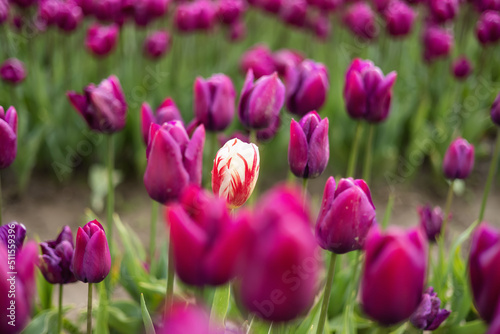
294,290 -> 324,334
210,284 -> 231,330
108,301 -> 142,334
448,320 -> 487,334
21,309 -> 58,334
141,294 -> 156,334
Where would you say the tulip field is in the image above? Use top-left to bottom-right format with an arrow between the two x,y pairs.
2,0 -> 500,333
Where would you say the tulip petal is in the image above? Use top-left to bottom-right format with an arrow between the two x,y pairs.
247,73 -> 285,129
306,117 -> 329,178
316,176 -> 336,224
141,102 -> 155,144
293,69 -> 329,116
238,69 -> 255,126
288,119 -> 308,178
81,230 -> 111,283
210,75 -> 236,131
184,125 -> 206,186
344,70 -> 367,119
193,77 -> 211,127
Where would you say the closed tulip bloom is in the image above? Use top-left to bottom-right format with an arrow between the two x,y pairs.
0,58 -> 26,84
272,49 -> 304,77
85,23 -> 119,57
240,44 -> 276,79
39,226 -> 77,284
218,0 -> 246,25
418,205 -> 444,243
316,177 -> 376,253
442,137 -> 475,179
452,56 -> 473,80
71,220 -> 111,283
141,97 -> 183,145
308,14 -> 332,41
343,3 -> 377,40
0,106 -> 17,169
0,222 -> 26,252
195,0 -> 217,30
212,138 -> 259,209
344,58 -> 397,123
469,223 -> 500,323
423,24 -> 454,62
133,0 -> 169,26
38,0 -> 60,26
174,0 -> 216,31
174,3 -> 197,32
67,75 -> 127,133
384,1 -> 417,37
145,121 -> 205,204
0,0 -> 9,24
238,70 -> 285,130
93,0 -> 122,22
427,0 -> 459,23
492,93 -> 500,126
238,185 -> 319,321
361,226 -> 427,326
288,111 -> 329,178
476,11 -> 500,45
194,74 -> 236,132
144,30 -> 171,59
410,287 -> 450,331
56,1 -> 83,32
280,0 -> 307,28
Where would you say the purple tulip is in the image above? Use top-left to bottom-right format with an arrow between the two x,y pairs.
469,223 -> 500,323
316,177 -> 376,253
272,49 -> 304,77
442,137 -> 475,180
174,0 -> 216,32
0,106 -> 17,169
280,0 -> 307,28
194,74 -> 236,132
217,0 -> 246,25
238,70 -> 285,130
471,0 -> 500,12
288,111 -> 329,178
452,56 -> 473,80
85,23 -> 119,57
71,220 -> 111,283
307,14 -> 332,40
372,0 -> 391,13
144,121 -> 205,204
361,225 -> 428,326
0,222 -> 25,252
384,0 -> 417,37
307,0 -> 341,11
344,58 -> 397,123
488,306 -> 500,334
67,75 -> 127,133
141,97 -> 183,145
38,0 -> 60,26
476,11 -> 500,45
492,92 -> 500,126
410,287 -> 450,330
0,0 -> 9,24
133,0 -> 169,26
0,58 -> 26,84
39,226 -> 77,284
240,44 -> 276,79
56,1 -> 83,32
144,30 -> 171,59
259,0 -> 283,13
418,205 -> 445,243
92,0 -> 122,22
427,0 -> 459,23
423,24 -> 454,63
343,3 -> 378,40
238,185 -> 320,321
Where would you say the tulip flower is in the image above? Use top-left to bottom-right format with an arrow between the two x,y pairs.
344,58 -> 397,123
0,106 -> 17,169
0,222 -> 26,253
492,92 -> 500,126
452,56 -> 473,80
427,0 -> 459,23
472,0 -> 500,12
71,220 -> 111,283
288,111 -> 329,179
418,205 -> 445,243
361,225 -> 427,326
469,223 -> 500,323
442,137 -> 475,180
272,49 -> 304,77
144,121 -> 205,204
133,0 -> 169,26
373,0 -> 391,13
10,0 -> 37,8
174,0 -> 216,32
307,0 -> 340,11
280,0 -> 307,28
166,185 -> 250,286
38,0 -> 61,26
384,1 -> 417,37
193,74 -> 236,132
217,0 -> 246,25
238,185 -> 319,321
316,177 -> 376,253
228,20 -> 246,41
286,60 -> 329,116
343,3 -> 377,40
238,70 -> 285,130
212,138 -> 259,209
259,0 -> 283,13
476,11 -> 500,45
56,1 -> 83,32
308,14 -> 332,41
144,30 -> 171,59
159,303 -> 212,334
423,24 -> 454,63
141,97 -> 183,145
410,287 -> 450,330
0,58 -> 26,84
39,226 -> 77,284
85,23 -> 119,57
92,0 -> 122,22
67,75 -> 127,134
240,44 -> 276,79
0,0 -> 9,24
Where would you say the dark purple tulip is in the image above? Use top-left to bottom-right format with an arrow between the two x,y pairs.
361,225 -> 427,326
144,121 -> 205,204
476,11 -> 500,45
427,0 -> 459,23
85,23 -> 119,57
288,111 -> 329,178
469,223 -> 500,323
344,58 -> 397,123
272,49 -> 304,77
280,0 -> 307,28
195,0 -> 217,30
67,75 -> 127,133
71,220 -> 110,283
307,0 -> 341,11
228,20 -> 246,41
343,2 -> 377,40
39,226 -> 77,284
423,24 -> 454,62
452,56 -> 473,80
410,287 -> 450,330
218,0 -> 246,25
442,137 -> 475,180
144,30 -> 171,59
471,0 -> 500,12
75,0 -> 94,16
492,92 -> 500,126
316,177 -> 376,253
133,0 -> 169,26
286,59 -> 329,116
238,70 -> 285,130
166,185 -> 250,286
141,97 -> 183,145
384,0 -> 417,37
193,74 -> 236,132
240,44 -> 276,79
418,205 -> 444,243
56,1 -> 83,32
0,222 -> 25,252
0,58 -> 26,84
0,0 -> 9,24
0,106 -> 17,169
488,306 -> 500,334
238,185 -> 320,321
174,2 -> 197,32
93,0 -> 122,22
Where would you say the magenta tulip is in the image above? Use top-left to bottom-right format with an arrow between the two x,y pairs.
427,0 -> 459,23
0,58 -> 26,84
240,44 -> 276,79
0,0 -> 9,24
143,30 -> 171,59
476,10 -> 500,45
0,222 -> 25,253
0,106 -> 17,169
217,0 -> 246,25
423,24 -> 454,62
133,0 -> 169,26
280,0 -> 307,27
442,137 -> 475,180
343,3 -> 377,40
141,97 -> 183,145
272,49 -> 304,77
85,23 -> 119,57
384,1 -> 417,37
452,56 -> 473,80
159,304 -> 212,334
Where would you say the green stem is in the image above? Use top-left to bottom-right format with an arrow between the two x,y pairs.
441,180 -> 455,240
427,243 -> 433,283
316,253 -> 337,334
436,181 -> 454,294
58,284 -> 63,334
149,200 -> 159,267
210,284 -> 231,331
362,124 -> 376,183
381,193 -> 395,230
478,130 -> 500,222
346,122 -> 364,178
87,283 -> 93,334
106,135 -> 115,256
165,232 -> 175,317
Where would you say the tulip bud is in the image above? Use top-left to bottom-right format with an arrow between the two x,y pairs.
0,222 -> 26,252
476,11 -> 500,46
218,0 -> 246,25
280,0 -> 307,28
238,185 -> 319,321
144,30 -> 171,59
71,220 -> 111,283
427,0 -> 459,23
316,177 -> 376,253
451,56 -> 473,80
442,137 -> 475,180
93,0 -> 122,22
492,92 -> 500,126
0,106 -> 17,169
141,97 -> 183,145
343,3 -> 377,40
194,74 -> 236,132
272,49 -> 304,77
0,58 -> 26,84
384,1 -> 417,37
39,226 -> 77,284
38,0 -> 60,26
410,287 -> 450,330
361,226 -> 428,326
418,205 -> 445,243
238,70 -> 285,130
56,1 -> 83,32
240,44 -> 276,79
344,58 -> 397,123
422,24 -> 454,63
195,0 -> 217,30
67,75 -> 127,133
85,23 -> 119,57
